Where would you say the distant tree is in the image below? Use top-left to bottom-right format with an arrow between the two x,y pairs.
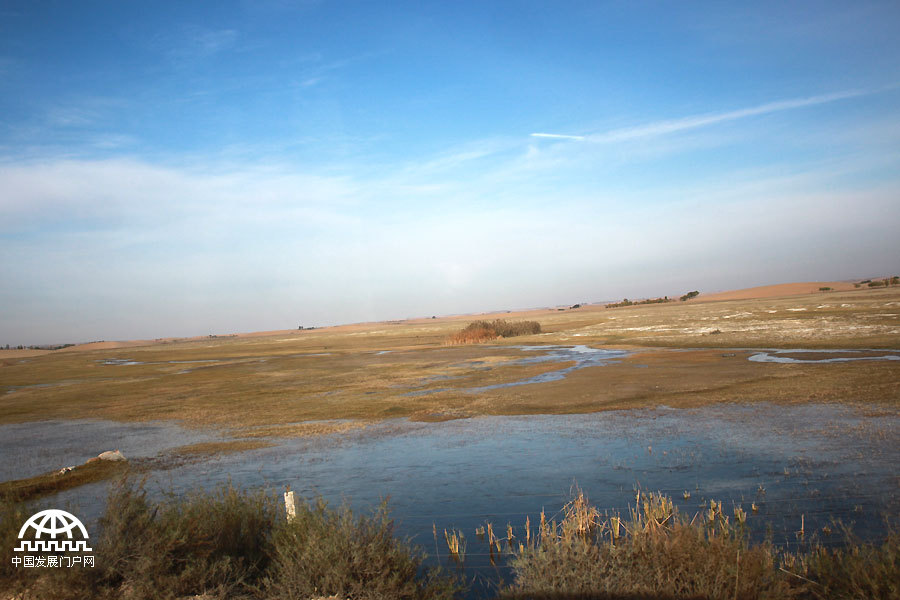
680,291 -> 700,301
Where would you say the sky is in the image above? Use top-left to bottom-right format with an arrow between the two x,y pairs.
1,1 -> 899,345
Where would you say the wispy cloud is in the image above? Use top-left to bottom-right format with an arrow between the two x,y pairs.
586,89 -> 871,144
530,133 -> 585,141
161,27 -> 239,66
193,29 -> 238,57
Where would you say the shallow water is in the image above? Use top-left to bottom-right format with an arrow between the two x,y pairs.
0,420 -> 223,481
404,345 -> 629,396
7,403 -> 897,598
748,349 -> 900,364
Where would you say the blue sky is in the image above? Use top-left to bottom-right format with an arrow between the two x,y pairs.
2,1 -> 899,345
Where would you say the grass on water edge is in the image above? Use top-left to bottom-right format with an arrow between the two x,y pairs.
0,460 -> 128,503
2,481 -> 898,599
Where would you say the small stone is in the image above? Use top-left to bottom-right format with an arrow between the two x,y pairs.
97,450 -> 127,462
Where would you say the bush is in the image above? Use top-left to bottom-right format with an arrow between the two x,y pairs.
446,320 -> 541,345
0,493 -> 32,597
50,480 -> 280,600
3,480 -> 461,600
680,290 -> 700,301
264,499 -> 460,600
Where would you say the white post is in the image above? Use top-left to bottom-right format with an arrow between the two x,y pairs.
284,490 -> 297,522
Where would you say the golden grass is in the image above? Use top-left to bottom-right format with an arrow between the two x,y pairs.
445,319 -> 542,345
167,439 -> 274,456
0,288 -> 897,436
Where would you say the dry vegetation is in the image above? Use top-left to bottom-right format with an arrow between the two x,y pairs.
0,481 -> 461,600
0,288 -> 897,436
0,460 -> 128,502
3,483 -> 896,599
500,488 -> 900,600
445,319 -> 542,345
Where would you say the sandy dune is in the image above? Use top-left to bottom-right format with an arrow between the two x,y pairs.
695,281 -> 856,302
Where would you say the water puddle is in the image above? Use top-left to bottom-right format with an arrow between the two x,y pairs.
405,345 -> 628,396
749,349 -> 900,364
167,360 -> 221,364
4,381 -> 85,395
98,358 -> 145,366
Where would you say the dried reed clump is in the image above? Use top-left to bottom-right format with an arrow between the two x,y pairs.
445,319 -> 541,345
790,524 -> 900,600
443,528 -> 466,562
503,489 -> 790,600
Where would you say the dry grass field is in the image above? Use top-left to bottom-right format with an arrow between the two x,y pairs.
1,286 -> 898,438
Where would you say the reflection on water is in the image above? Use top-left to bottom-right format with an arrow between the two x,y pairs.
6,403 -> 896,598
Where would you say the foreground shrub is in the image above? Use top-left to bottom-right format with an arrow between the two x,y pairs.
791,526 -> 900,599
446,320 -> 541,345
264,499 -> 460,600
0,493 -> 32,597
35,480 -> 280,600
4,480 -> 460,600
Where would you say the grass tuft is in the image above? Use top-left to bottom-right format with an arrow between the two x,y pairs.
446,320 -> 541,345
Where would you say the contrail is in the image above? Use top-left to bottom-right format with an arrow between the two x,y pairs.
585,89 -> 870,144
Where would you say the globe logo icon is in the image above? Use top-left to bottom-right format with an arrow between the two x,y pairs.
14,509 -> 92,553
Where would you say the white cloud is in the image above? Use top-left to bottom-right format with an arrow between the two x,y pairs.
530,133 -> 585,141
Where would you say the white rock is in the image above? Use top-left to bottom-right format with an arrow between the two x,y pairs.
97,450 -> 127,462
